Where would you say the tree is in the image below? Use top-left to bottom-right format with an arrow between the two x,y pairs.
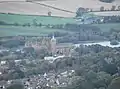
2,40 -> 22,48
103,63 -> 118,75
108,77 -> 120,89
8,65 -> 25,79
33,19 -> 38,26
111,5 -> 116,11
7,83 -> 24,89
48,11 -> 52,16
118,6 -> 120,11
0,21 -> 8,25
100,6 -> 104,11
35,47 -> 49,59
95,72 -> 112,88
76,7 -> 87,17
14,22 -> 19,26
68,76 -> 94,89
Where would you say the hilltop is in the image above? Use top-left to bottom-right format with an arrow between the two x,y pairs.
0,0 -> 120,17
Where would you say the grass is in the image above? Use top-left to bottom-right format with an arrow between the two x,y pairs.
0,23 -> 120,37
0,13 -> 76,25
0,13 -> 120,37
0,26 -> 70,37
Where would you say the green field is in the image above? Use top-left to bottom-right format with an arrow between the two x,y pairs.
0,13 -> 120,37
0,26 -> 69,37
0,13 -> 76,25
0,23 -> 120,37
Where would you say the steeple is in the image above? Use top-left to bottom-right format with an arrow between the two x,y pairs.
51,34 -> 56,41
50,34 -> 56,56
52,35 -> 55,40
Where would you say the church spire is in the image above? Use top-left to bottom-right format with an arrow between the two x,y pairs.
51,34 -> 56,41
52,35 -> 55,40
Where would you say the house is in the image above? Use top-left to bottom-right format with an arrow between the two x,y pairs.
0,61 -> 7,65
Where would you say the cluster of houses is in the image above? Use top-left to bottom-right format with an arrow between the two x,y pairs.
0,68 -> 75,89
0,35 -> 78,89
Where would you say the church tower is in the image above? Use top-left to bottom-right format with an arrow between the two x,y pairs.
50,35 -> 56,56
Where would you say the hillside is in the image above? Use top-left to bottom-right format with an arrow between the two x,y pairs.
0,0 -> 120,17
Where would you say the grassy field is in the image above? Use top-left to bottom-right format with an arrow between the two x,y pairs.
0,26 -> 70,37
0,13 -> 76,25
0,23 -> 120,37
0,13 -> 120,37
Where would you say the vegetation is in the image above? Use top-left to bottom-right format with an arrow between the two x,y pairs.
0,13 -> 76,25
0,26 -> 69,37
92,23 -> 120,32
6,83 -> 24,89
110,40 -> 119,45
0,9 -> 120,89
99,0 -> 115,3
56,44 -> 120,89
108,77 -> 120,89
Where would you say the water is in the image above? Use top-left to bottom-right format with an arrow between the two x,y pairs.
75,41 -> 120,48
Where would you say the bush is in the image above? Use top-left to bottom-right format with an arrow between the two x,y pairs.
110,40 -> 119,45
13,22 -> 20,26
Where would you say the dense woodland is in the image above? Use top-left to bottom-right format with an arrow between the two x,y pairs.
1,43 -> 120,89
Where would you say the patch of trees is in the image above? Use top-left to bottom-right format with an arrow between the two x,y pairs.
110,40 -> 119,45
64,23 -> 101,32
108,28 -> 120,41
57,45 -> 120,89
57,34 -> 106,43
99,0 -> 115,3
76,7 -> 88,17
2,43 -> 120,89
8,67 -> 25,80
1,40 -> 25,48
48,31 -> 69,37
57,24 -> 106,43
95,5 -> 120,12
6,83 -> 24,89
108,77 -> 120,89
103,16 -> 120,23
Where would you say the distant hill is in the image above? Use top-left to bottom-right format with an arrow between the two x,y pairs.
0,0 -> 120,17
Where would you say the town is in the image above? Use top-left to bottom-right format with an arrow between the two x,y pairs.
0,0 -> 120,89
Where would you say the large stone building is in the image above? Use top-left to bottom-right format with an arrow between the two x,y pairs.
25,36 -> 74,56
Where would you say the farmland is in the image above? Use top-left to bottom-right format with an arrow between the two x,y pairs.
0,13 -> 120,37
0,26 -> 71,37
0,23 -> 120,37
0,0 -> 120,17
0,13 -> 76,25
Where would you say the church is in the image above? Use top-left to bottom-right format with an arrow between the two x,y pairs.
25,36 -> 74,56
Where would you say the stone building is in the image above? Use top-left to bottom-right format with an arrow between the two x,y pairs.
25,36 -> 74,56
